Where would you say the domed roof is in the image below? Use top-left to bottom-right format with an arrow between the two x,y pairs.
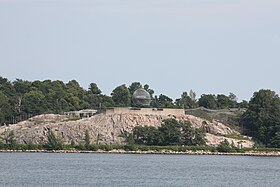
132,88 -> 151,106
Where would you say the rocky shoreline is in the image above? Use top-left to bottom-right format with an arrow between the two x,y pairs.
0,113 -> 254,148
1,149 -> 280,156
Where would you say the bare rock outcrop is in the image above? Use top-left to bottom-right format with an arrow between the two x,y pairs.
0,113 -> 254,147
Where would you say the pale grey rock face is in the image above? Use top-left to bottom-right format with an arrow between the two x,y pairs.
0,113 -> 253,147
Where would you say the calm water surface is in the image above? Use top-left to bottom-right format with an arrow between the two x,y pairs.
0,153 -> 279,187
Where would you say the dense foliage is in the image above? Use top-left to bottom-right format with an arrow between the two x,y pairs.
241,89 -> 280,147
127,119 -> 206,146
1,131 -> 17,149
0,77 -> 246,125
45,130 -> 63,150
84,130 -> 91,150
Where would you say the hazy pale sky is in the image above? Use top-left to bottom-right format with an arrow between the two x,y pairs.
0,0 -> 279,101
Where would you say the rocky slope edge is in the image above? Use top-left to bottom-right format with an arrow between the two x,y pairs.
0,113 -> 254,147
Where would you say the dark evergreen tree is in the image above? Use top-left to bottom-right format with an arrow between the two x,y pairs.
46,130 -> 63,150
84,129 -> 90,149
240,89 -> 280,147
128,82 -> 142,95
157,94 -> 174,108
89,83 -> 101,95
176,92 -> 197,109
4,131 -> 17,149
198,94 -> 217,109
130,119 -> 206,146
217,94 -> 231,109
111,84 -> 131,107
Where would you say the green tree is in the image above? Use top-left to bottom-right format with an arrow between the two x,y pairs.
178,120 -> 206,146
159,119 -> 182,145
84,130 -> 90,149
111,84 -> 131,107
100,95 -> 114,108
70,139 -> 76,147
87,83 -> 102,109
46,130 -> 63,150
65,80 -> 87,110
193,128 -> 207,146
86,94 -> 101,109
0,77 -> 16,123
0,77 -> 16,97
44,80 -> 68,113
66,80 -> 85,98
157,94 -> 174,108
240,89 -> 280,147
23,90 -> 46,114
179,120 -> 195,145
143,84 -> 154,97
217,139 -> 232,152
0,92 -> 12,124
217,94 -> 231,109
133,126 -> 162,145
131,119 -> 206,146
128,82 -> 142,95
13,78 -> 32,114
198,94 -> 217,109
4,131 -> 17,149
13,79 -> 32,94
238,100 -> 249,108
270,132 -> 280,147
119,131 -> 135,145
89,83 -> 101,95
176,92 -> 197,109
228,92 -> 238,108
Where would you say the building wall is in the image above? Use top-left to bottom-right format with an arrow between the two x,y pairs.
101,107 -> 185,116
64,109 -> 98,118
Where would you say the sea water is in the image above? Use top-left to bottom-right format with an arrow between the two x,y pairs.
0,153 -> 279,187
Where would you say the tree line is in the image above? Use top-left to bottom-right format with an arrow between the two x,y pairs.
0,76 -> 247,125
122,119 -> 206,146
1,77 -> 280,147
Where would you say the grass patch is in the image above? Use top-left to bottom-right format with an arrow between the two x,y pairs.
1,143 -> 280,154
185,107 -> 243,131
241,147 -> 280,152
223,134 -> 250,141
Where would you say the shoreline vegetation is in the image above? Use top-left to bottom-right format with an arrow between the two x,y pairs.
0,145 -> 280,156
1,149 -> 280,156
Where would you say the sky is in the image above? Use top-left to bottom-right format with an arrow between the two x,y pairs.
0,0 -> 279,101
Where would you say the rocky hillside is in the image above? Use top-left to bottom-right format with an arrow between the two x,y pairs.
0,113 -> 254,148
